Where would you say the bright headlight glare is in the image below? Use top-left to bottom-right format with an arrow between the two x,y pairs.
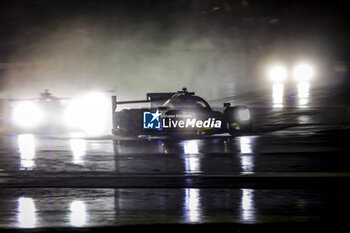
65,92 -> 110,136
292,63 -> 314,82
237,108 -> 251,121
268,66 -> 287,82
13,102 -> 43,128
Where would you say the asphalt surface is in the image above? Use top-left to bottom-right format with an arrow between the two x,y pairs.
0,125 -> 349,230
0,84 -> 349,232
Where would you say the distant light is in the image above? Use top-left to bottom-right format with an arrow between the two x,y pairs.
293,63 -> 314,82
65,92 -> 110,136
268,65 -> 287,82
13,102 -> 43,128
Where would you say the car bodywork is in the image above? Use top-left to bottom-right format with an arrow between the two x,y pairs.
112,88 -> 252,137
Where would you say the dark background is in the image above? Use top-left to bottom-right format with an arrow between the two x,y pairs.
0,0 -> 349,98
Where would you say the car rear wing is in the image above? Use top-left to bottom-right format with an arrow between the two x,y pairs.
112,96 -> 150,130
111,93 -> 175,131
112,92 -> 179,112
111,96 -> 149,113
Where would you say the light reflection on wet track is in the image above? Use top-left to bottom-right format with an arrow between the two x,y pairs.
0,132 -> 347,174
0,124 -> 349,228
0,188 -> 348,228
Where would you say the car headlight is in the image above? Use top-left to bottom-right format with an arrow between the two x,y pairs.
292,63 -> 314,82
64,92 -> 110,136
237,108 -> 251,121
268,65 -> 288,82
12,102 -> 43,128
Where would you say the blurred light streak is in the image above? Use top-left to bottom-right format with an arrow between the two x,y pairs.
183,140 -> 200,173
272,83 -> 284,108
184,189 -> 202,223
239,136 -> 252,154
298,115 -> 311,124
241,155 -> 254,175
18,134 -> 36,170
240,189 -> 256,223
239,136 -> 254,174
17,197 -> 36,228
297,82 -> 310,108
184,155 -> 200,173
183,140 -> 199,154
70,139 -> 86,164
70,200 -> 87,227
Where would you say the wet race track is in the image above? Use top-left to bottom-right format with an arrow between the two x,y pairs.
0,125 -> 350,230
0,85 -> 350,232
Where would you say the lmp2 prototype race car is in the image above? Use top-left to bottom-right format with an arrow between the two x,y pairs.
10,89 -> 65,131
10,90 -> 111,136
112,88 -> 252,137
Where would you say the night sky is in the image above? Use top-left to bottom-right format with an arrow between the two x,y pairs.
1,1 -> 348,57
0,0 -> 349,96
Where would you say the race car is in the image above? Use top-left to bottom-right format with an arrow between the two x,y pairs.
10,89 -> 65,132
112,88 -> 252,137
10,90 -> 111,136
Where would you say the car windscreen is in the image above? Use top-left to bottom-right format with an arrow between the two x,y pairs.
162,95 -> 211,109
